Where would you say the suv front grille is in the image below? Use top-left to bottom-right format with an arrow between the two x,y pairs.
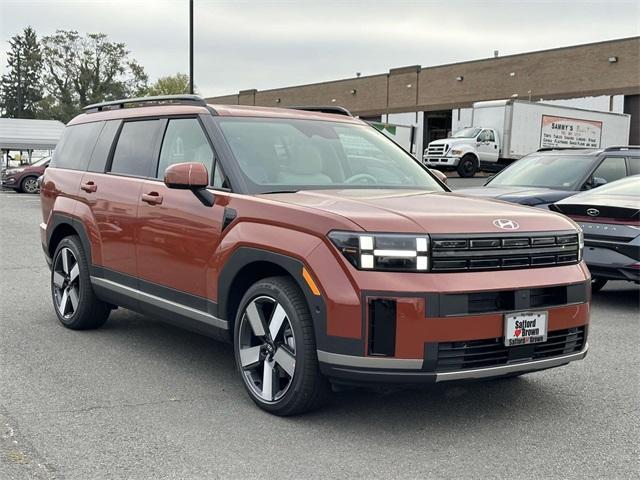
434,327 -> 586,372
430,232 -> 580,272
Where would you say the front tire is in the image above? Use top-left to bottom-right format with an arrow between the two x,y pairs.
20,176 -> 39,194
456,155 -> 478,178
233,276 -> 329,416
51,236 -> 110,330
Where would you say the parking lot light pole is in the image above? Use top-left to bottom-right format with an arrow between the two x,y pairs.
189,0 -> 194,94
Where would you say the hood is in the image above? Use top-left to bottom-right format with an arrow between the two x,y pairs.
428,138 -> 470,148
458,186 -> 574,206
260,189 -> 576,234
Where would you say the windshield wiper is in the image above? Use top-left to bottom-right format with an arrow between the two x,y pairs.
259,189 -> 300,194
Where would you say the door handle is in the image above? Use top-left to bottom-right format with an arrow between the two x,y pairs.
141,192 -> 163,205
81,181 -> 97,193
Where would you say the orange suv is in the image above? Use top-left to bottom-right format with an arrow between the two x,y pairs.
40,95 -> 590,415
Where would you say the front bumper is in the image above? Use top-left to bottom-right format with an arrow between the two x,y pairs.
319,342 -> 588,384
1,176 -> 17,187
317,292 -> 590,385
585,244 -> 640,282
423,156 -> 460,167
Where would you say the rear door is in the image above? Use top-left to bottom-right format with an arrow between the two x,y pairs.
78,118 -> 164,278
135,116 -> 228,307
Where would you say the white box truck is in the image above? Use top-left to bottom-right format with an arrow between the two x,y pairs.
423,99 -> 631,177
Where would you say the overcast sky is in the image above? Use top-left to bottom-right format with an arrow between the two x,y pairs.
1,0 -> 639,97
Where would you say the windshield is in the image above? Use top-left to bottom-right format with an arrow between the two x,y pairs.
31,156 -> 51,167
217,117 -> 444,194
452,127 -> 481,138
487,154 -> 595,190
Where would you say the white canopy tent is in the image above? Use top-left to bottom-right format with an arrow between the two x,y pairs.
0,118 -> 65,167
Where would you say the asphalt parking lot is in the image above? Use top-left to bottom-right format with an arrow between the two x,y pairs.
1,186 -> 638,480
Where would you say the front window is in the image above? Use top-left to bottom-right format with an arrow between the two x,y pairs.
217,117 -> 444,193
452,127 -> 481,138
487,154 -> 595,190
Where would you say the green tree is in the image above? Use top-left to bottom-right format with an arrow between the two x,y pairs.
41,30 -> 148,122
146,73 -> 193,96
0,26 -> 43,118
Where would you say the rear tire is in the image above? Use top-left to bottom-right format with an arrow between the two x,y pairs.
591,277 -> 608,293
51,236 -> 110,330
456,155 -> 478,178
233,276 -> 329,416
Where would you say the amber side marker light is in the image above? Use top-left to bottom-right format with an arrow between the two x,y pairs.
302,267 -> 321,296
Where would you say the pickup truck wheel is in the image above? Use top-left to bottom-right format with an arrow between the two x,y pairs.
51,236 -> 110,330
234,276 -> 329,416
591,278 -> 608,293
457,155 -> 478,178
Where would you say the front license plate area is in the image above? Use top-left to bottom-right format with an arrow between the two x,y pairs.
504,311 -> 548,347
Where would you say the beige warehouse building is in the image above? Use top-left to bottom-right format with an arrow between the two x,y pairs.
207,36 -> 640,153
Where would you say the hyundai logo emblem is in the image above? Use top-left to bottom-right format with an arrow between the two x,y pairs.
586,208 -> 600,217
493,219 -> 520,230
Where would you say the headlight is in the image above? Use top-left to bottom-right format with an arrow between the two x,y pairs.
329,231 -> 429,271
450,149 -> 464,156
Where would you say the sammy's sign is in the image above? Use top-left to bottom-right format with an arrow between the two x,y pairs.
540,115 -> 602,149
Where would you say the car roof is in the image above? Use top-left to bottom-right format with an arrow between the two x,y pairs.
68,103 -> 364,126
535,147 -> 640,157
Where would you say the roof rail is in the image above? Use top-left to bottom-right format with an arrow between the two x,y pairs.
536,147 -> 594,152
286,105 -> 353,117
603,145 -> 640,151
83,94 -> 208,113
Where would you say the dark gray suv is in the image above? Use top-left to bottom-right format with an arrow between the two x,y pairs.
460,146 -> 640,208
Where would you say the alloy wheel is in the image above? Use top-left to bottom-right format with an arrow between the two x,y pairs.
23,177 -> 38,193
238,295 -> 297,402
52,247 -> 80,318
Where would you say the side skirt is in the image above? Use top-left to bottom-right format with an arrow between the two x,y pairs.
90,276 -> 229,340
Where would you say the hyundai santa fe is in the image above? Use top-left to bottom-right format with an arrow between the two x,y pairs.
40,95 -> 590,415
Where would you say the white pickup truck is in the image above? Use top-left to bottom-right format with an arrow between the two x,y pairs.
423,99 -> 631,177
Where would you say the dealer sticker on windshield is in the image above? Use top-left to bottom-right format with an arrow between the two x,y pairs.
504,311 -> 548,347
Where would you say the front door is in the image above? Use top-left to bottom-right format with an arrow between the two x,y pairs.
476,129 -> 498,163
135,117 -> 227,307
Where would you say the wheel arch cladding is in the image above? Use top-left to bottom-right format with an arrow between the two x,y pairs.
218,247 -> 327,346
48,214 -> 93,264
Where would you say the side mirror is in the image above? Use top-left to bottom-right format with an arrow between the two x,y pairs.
164,162 -> 215,207
164,162 -> 209,190
429,168 -> 447,185
592,176 -> 607,188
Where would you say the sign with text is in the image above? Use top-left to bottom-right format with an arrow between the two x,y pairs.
540,115 -> 602,149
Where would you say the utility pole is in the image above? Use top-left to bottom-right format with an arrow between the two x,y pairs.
189,0 -> 194,94
16,50 -> 22,118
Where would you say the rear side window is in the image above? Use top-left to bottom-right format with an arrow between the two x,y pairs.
157,118 -> 214,179
592,156 -> 627,183
110,120 -> 162,177
87,120 -> 120,173
51,122 -> 103,171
